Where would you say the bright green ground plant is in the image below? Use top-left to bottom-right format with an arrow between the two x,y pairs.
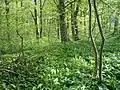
0,39 -> 120,90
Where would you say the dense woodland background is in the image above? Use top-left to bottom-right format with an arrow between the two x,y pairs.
0,0 -> 120,90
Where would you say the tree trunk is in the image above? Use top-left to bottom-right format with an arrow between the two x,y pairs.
57,18 -> 60,38
71,0 -> 80,41
21,0 -> 23,7
34,0 -> 39,39
83,10 -> 86,35
59,0 -> 70,42
88,0 -> 98,77
113,15 -> 118,35
40,0 -> 42,38
71,3 -> 75,40
5,0 -> 10,40
15,0 -> 24,57
93,0 -> 105,81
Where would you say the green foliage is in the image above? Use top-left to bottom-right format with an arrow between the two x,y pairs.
0,39 -> 120,90
0,0 -> 120,89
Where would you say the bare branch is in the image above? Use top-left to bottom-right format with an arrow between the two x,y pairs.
28,5 -> 35,21
42,0 -> 47,9
101,0 -> 114,11
65,0 -> 77,8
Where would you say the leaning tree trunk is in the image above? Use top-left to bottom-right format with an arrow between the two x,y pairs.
88,0 -> 98,78
93,0 -> 105,82
59,0 -> 70,42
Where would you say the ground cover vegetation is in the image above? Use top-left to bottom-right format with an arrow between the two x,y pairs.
0,0 -> 120,89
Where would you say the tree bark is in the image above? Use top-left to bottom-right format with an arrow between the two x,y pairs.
5,0 -> 10,40
88,0 -> 98,77
39,0 -> 42,38
57,18 -> 60,38
113,14 -> 118,35
83,10 -> 86,35
93,0 -> 105,81
59,0 -> 70,42
34,0 -> 39,39
71,0 -> 80,41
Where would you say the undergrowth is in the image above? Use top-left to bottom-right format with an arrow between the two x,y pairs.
0,39 -> 120,90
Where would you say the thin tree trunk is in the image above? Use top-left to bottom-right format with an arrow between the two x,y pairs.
15,0 -> 24,57
71,0 -> 80,41
40,0 -> 42,38
88,0 -> 98,77
20,0 -> 24,57
34,0 -> 39,39
71,3 -> 75,40
5,0 -> 10,40
67,10 -> 70,37
57,18 -> 60,39
14,0 -> 24,59
48,19 -> 51,42
21,0 -> 23,7
113,15 -> 118,34
73,0 -> 80,40
93,0 -> 105,81
83,10 -> 86,35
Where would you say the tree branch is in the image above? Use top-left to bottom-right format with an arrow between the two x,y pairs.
42,0 -> 47,9
65,0 -> 77,8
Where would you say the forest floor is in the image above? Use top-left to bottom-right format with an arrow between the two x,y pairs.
0,38 -> 120,90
